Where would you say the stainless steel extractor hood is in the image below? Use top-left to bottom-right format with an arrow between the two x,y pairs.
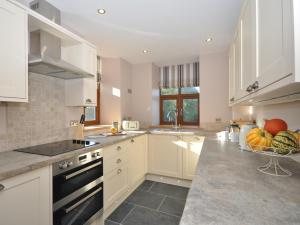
28,0 -> 94,79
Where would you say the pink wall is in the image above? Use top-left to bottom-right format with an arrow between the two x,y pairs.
199,52 -> 232,126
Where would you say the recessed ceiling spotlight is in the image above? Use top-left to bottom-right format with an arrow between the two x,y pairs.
205,37 -> 213,43
143,50 -> 150,54
97,9 -> 106,15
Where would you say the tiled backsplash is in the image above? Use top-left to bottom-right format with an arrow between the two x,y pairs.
0,73 -> 83,152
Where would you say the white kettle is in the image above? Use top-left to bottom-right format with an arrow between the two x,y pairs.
239,124 -> 256,150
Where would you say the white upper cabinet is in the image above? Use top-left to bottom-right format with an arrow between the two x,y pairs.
61,43 -> 97,77
0,0 -> 28,102
229,0 -> 299,105
256,0 -> 293,89
228,43 -> 236,105
241,0 -> 257,94
65,76 -> 97,106
233,23 -> 244,100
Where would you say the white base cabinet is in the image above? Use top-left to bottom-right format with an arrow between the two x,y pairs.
148,134 -> 204,180
103,134 -> 147,216
0,166 -> 51,225
128,135 -> 147,187
0,0 -> 28,102
148,135 -> 183,178
182,136 -> 204,180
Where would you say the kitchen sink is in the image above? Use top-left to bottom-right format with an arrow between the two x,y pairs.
150,128 -> 195,135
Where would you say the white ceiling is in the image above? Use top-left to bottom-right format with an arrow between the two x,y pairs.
27,0 -> 245,65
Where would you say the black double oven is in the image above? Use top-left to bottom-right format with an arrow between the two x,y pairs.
52,149 -> 103,225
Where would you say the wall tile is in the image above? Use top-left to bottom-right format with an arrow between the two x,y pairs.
0,73 -> 83,152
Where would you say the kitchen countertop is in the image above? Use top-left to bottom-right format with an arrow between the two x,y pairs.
180,133 -> 300,225
0,132 -> 146,181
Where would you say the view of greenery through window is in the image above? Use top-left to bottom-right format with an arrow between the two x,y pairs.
160,87 -> 199,125
85,107 -> 96,121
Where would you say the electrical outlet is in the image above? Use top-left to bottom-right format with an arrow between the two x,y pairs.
215,118 -> 222,122
70,120 -> 79,127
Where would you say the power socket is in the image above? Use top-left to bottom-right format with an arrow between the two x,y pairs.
70,120 -> 79,127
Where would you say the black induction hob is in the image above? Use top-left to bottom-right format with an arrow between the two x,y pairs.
14,140 -> 99,156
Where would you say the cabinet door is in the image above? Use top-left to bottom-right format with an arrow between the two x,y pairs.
0,0 -> 28,101
182,136 -> 204,180
104,166 -> 128,210
234,23 -> 244,100
148,134 -> 182,178
0,166 -> 51,225
241,0 -> 257,92
128,135 -> 147,187
256,0 -> 293,88
228,44 -> 236,104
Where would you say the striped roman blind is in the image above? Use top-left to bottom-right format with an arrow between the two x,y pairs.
160,62 -> 199,88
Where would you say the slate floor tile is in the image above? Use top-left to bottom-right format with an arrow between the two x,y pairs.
150,182 -> 189,199
122,206 -> 180,225
159,197 -> 186,217
105,219 -> 120,225
107,202 -> 134,223
137,180 -> 154,192
126,190 -> 164,209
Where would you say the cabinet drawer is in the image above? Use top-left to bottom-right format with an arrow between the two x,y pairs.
104,166 -> 128,210
103,142 -> 128,161
104,151 -> 128,175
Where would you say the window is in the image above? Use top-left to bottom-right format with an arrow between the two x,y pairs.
160,87 -> 199,126
84,88 -> 100,126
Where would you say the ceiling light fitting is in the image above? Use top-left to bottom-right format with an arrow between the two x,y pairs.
97,9 -> 106,15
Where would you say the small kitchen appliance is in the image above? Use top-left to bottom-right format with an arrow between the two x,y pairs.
122,120 -> 140,131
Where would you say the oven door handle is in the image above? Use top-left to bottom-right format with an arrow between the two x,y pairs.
63,161 -> 102,180
63,186 -> 102,214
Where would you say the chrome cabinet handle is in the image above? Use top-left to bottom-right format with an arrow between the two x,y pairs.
117,169 -> 122,174
252,81 -> 259,90
117,146 -> 122,151
63,161 -> 102,180
63,187 -> 102,213
116,158 -> 122,164
0,184 -> 4,191
246,85 -> 253,93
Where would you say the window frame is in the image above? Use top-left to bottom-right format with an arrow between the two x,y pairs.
160,88 -> 199,126
84,88 -> 100,126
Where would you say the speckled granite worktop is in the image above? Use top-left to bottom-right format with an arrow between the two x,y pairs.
0,132 -> 146,181
180,134 -> 300,225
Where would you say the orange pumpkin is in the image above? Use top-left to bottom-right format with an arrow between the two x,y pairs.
246,128 -> 273,151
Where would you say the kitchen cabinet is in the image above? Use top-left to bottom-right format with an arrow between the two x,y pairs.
256,0 -> 293,89
103,141 -> 129,210
104,165 -> 128,210
148,134 -> 183,178
128,135 -> 147,187
182,136 -> 204,180
0,0 -> 28,102
0,166 -> 51,225
228,44 -> 236,105
229,0 -> 299,106
61,43 -> 97,77
65,76 -> 97,106
233,22 -> 244,100
240,0 -> 257,95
